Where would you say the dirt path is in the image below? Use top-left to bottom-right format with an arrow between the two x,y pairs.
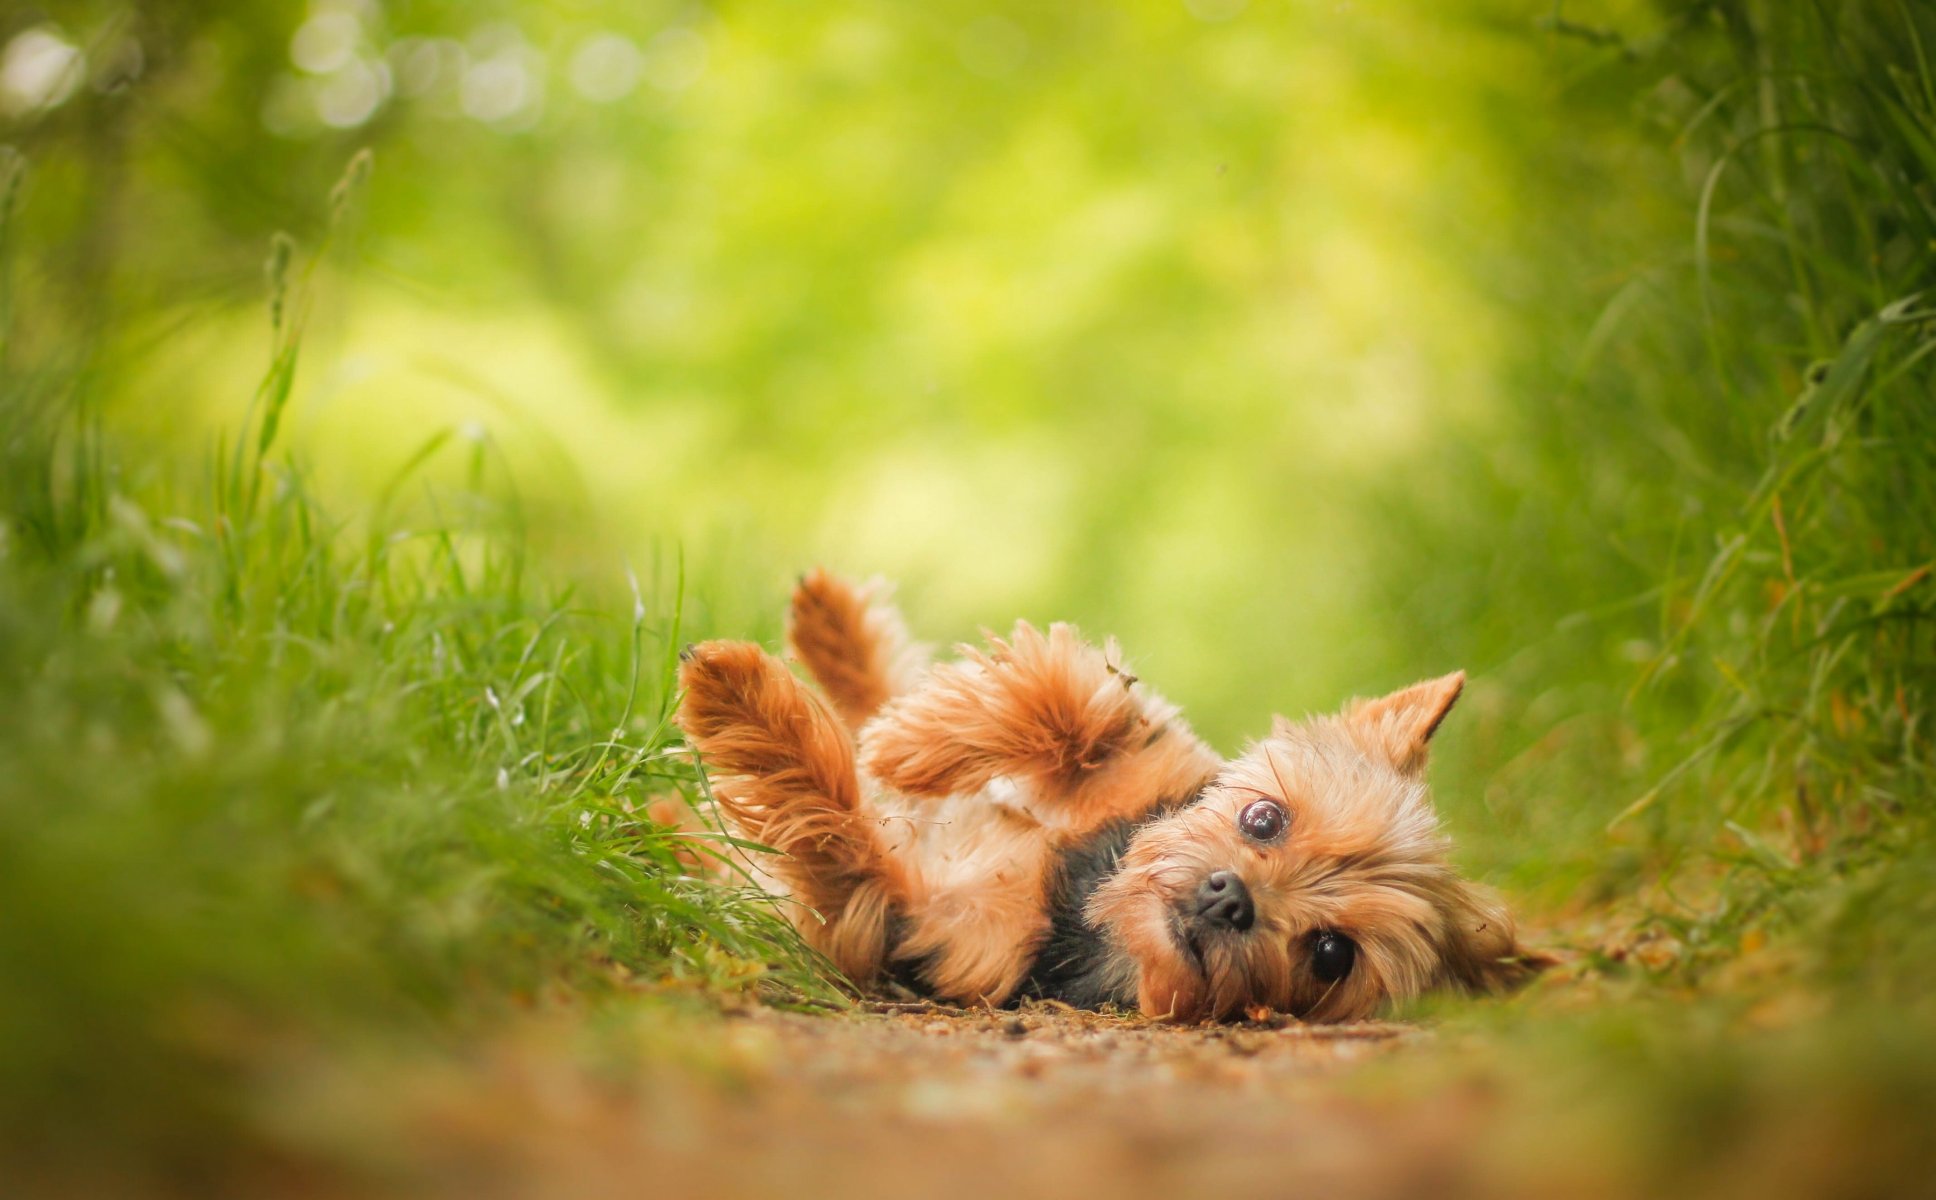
338,1004 -> 1521,1200
67,992 -> 1930,1200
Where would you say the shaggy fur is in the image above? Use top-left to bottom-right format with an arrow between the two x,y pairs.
786,569 -> 928,733
677,571 -> 1546,1021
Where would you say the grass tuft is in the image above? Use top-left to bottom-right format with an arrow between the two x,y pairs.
0,152 -> 837,1178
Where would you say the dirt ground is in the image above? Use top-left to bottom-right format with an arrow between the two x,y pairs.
40,991 -> 1936,1200
287,1002 -> 1559,1200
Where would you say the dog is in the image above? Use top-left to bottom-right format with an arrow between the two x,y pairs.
675,570 -> 1544,1022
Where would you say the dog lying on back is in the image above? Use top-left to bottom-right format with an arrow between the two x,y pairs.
676,571 -> 1544,1022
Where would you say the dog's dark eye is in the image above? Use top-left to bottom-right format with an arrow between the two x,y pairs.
1237,798 -> 1287,842
1310,931 -> 1356,984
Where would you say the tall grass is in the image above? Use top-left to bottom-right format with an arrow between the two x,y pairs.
0,153 -> 831,1179
1659,0 -> 1936,993
1377,0 -> 1936,990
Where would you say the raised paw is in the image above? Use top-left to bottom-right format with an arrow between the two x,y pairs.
860,621 -> 1152,797
677,640 -> 801,763
676,638 -> 905,979
787,569 -> 928,733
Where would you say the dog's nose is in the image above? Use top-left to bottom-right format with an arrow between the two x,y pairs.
1194,870 -> 1254,932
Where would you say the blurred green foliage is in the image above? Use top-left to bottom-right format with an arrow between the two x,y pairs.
8,0 -> 1630,734
3,0 -> 1936,1191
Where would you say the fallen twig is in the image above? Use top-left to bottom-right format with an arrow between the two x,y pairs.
862,999 -> 980,1017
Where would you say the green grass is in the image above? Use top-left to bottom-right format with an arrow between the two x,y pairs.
1362,0 -> 1936,996
0,170 -> 834,1178
1629,0 -> 1936,985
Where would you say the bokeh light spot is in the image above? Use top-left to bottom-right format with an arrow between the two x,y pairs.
0,26 -> 84,117
569,33 -> 643,104
290,11 -> 361,75
314,57 -> 389,128
462,42 -> 543,128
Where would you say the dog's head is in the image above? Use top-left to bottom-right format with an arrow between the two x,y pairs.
1087,672 -> 1546,1021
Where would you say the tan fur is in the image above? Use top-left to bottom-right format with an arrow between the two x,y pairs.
870,789 -> 1058,1001
1090,695 -> 1538,1021
871,725 -> 1222,1001
675,641 -> 911,980
677,572 -> 1544,1022
641,795 -> 729,877
786,570 -> 927,733
862,622 -> 1154,802
1341,670 -> 1466,776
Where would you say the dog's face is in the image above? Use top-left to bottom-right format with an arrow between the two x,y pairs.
1087,672 -> 1540,1021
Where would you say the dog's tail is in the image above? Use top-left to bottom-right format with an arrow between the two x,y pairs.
676,640 -> 908,981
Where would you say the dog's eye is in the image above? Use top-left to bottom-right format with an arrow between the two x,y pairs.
1237,798 -> 1287,842
1310,931 -> 1356,984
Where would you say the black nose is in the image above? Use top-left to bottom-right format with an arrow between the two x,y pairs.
1194,870 -> 1254,932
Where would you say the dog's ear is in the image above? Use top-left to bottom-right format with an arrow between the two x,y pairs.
1431,877 -> 1554,996
1344,670 -> 1465,776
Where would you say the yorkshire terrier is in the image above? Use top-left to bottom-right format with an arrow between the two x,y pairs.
676,570 -> 1544,1022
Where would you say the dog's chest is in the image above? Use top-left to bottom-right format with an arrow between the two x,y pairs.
1014,819 -> 1140,1008
869,778 -> 1057,892
866,778 -> 1120,1002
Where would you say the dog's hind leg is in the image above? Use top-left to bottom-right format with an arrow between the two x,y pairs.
860,621 -> 1201,803
677,640 -> 911,981
786,569 -> 929,734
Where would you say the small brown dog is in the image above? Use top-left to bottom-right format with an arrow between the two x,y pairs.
677,570 -> 1543,1022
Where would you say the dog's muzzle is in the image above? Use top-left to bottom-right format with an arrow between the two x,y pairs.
1194,870 -> 1254,933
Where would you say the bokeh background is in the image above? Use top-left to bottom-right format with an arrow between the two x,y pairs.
12,0 -> 1716,884
12,0 -> 1656,732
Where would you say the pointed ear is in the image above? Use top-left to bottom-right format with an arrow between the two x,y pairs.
1345,670 -> 1465,775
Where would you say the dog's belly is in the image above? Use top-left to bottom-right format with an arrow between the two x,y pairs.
864,778 -> 1172,1008
868,780 -> 1060,1003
